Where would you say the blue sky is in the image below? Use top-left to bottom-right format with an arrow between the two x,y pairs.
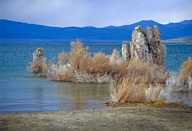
0,0 -> 192,27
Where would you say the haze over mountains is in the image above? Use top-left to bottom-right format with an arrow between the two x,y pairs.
0,19 -> 192,43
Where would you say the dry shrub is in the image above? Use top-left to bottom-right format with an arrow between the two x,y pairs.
49,41 -> 128,82
48,65 -> 73,81
58,52 -> 68,65
109,75 -> 166,103
96,73 -> 113,83
73,71 -> 95,83
164,58 -> 192,105
165,57 -> 192,95
109,57 -> 192,105
145,84 -> 164,101
179,57 -> 192,83
56,41 -> 92,73
73,71 -> 112,83
108,49 -> 128,75
88,50 -> 127,75
28,58 -> 48,77
109,76 -> 147,103
47,58 -> 73,81
48,41 -> 91,81
109,59 -> 169,103
88,52 -> 110,75
68,41 -> 91,73
126,59 -> 169,83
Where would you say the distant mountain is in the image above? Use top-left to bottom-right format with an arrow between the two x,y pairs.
179,20 -> 192,25
0,19 -> 192,43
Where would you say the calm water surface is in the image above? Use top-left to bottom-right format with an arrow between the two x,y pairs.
0,43 -> 192,113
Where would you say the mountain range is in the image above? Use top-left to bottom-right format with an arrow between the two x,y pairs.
0,19 -> 192,43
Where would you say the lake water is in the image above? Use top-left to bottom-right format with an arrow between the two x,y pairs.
0,43 -> 192,113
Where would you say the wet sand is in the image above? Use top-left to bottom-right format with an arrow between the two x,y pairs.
0,106 -> 192,131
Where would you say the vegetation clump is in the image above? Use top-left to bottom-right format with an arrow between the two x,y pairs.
155,100 -> 165,107
165,57 -> 192,96
146,100 -> 155,105
179,57 -> 192,84
109,57 -> 192,106
145,100 -> 165,107
27,58 -> 48,77
48,41 -> 127,83
109,75 -> 167,104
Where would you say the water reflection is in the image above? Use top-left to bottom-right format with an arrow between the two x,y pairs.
32,82 -> 110,112
57,83 -> 110,110
33,87 -> 44,102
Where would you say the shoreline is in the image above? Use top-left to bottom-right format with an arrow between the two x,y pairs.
1,106 -> 192,131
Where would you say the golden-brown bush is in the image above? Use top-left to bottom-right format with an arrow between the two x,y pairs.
109,58 -> 169,103
111,59 -> 169,84
109,74 -> 166,103
68,41 -> 91,73
108,49 -> 128,75
109,58 -> 192,105
126,59 -> 169,83
88,52 -> 110,74
48,41 -> 128,82
109,76 -> 147,103
48,65 -> 73,81
179,57 -> 192,83
58,52 -> 68,65
27,59 -> 48,77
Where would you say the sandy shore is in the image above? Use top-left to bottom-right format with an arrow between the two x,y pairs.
0,106 -> 192,131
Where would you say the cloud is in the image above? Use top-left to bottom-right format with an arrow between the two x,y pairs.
0,0 -> 192,27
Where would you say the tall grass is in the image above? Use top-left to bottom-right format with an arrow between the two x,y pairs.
109,77 -> 147,103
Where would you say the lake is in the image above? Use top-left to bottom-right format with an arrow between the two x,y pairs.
0,43 -> 192,113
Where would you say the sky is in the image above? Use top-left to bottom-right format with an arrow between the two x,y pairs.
0,0 -> 192,27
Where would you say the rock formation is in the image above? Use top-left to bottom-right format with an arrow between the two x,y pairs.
122,44 -> 131,62
129,26 -> 153,64
31,48 -> 44,73
33,48 -> 44,63
127,25 -> 166,68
